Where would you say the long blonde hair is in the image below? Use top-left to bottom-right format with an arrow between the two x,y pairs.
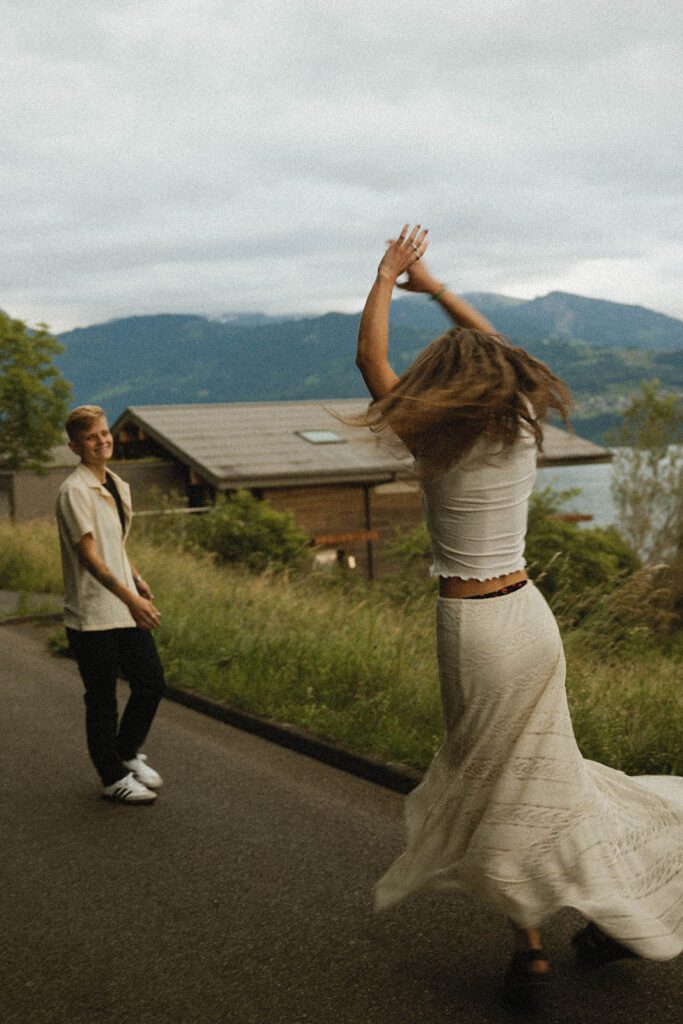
360,327 -> 572,475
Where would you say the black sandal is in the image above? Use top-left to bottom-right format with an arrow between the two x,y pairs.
501,949 -> 551,1014
571,921 -> 639,967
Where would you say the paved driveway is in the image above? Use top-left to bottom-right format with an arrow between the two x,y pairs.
1,622 -> 680,1024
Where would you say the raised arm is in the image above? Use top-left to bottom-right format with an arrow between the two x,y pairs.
356,224 -> 429,400
396,252 -> 495,332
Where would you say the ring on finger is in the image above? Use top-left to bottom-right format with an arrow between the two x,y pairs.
410,242 -> 420,252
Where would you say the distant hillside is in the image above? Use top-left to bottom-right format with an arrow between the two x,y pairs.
391,291 -> 683,350
54,292 -> 683,441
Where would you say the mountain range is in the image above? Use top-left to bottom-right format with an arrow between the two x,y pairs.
53,290 -> 683,442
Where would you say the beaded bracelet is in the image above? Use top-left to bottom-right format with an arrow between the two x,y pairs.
429,284 -> 447,301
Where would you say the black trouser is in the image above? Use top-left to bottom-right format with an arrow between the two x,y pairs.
67,627 -> 166,786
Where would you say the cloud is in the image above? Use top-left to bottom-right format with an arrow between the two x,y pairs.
2,0 -> 681,330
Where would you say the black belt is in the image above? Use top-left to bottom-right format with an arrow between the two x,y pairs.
465,579 -> 528,600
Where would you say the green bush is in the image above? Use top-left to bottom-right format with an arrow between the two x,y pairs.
186,490 -> 309,571
525,487 -> 639,623
381,522 -> 435,603
382,486 -> 640,623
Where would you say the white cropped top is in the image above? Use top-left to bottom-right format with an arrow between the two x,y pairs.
420,428 -> 537,581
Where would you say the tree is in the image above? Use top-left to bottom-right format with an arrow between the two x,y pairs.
609,380 -> 683,563
0,313 -> 71,471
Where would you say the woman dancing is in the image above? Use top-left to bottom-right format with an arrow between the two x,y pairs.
355,224 -> 683,1011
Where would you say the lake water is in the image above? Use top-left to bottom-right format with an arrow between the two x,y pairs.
536,460 -> 616,527
537,446 -> 683,528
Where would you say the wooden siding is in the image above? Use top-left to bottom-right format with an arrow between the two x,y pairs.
262,480 -> 424,577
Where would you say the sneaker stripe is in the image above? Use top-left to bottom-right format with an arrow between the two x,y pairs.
103,772 -> 156,802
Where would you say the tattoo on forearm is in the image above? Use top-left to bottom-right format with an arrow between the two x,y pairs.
77,543 -> 129,600
91,563 -> 119,594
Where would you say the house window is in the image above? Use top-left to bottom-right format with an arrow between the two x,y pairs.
296,430 -> 346,444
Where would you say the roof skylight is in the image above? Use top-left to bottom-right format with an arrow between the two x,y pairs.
296,429 -> 346,444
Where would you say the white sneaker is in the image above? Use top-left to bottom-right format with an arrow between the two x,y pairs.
122,753 -> 163,789
102,772 -> 157,803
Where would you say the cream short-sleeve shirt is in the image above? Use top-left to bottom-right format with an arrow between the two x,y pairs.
56,463 -> 137,631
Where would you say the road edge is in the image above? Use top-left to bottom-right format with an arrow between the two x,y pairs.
1,615 -> 423,796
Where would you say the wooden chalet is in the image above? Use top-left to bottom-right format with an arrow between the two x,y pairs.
111,400 -> 612,578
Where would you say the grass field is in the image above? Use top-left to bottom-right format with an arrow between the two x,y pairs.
2,519 -> 681,775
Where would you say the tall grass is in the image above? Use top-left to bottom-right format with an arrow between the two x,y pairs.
0,520 -> 63,593
132,538 -> 443,768
565,642 -> 682,775
1,519 -> 680,774
563,568 -> 683,775
130,537 -> 682,775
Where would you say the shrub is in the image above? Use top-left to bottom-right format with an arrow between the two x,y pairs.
185,490 -> 309,571
382,521 -> 436,604
525,487 -> 639,624
382,487 -> 640,621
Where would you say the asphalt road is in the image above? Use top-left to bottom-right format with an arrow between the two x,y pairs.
1,621 -> 681,1024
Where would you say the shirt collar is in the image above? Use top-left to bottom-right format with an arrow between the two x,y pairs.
76,462 -> 108,491
74,462 -> 132,520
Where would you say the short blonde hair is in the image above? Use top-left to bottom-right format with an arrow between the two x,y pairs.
65,405 -> 107,442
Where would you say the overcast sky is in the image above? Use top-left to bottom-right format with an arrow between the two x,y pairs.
3,0 -> 681,333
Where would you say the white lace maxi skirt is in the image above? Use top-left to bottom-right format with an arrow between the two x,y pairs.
374,581 -> 683,961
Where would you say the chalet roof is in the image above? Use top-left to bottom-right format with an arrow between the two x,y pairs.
111,400 -> 611,491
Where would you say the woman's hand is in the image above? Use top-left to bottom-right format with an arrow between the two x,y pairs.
355,224 -> 430,401
395,252 -> 441,295
377,224 -> 429,284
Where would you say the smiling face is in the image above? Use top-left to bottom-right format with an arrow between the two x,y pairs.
69,415 -> 113,473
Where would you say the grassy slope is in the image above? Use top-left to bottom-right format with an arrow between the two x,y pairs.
2,520 -> 680,775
